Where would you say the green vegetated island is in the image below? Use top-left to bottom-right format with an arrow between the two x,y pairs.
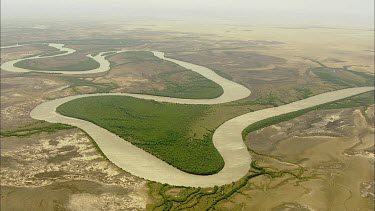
57,96 -> 224,175
109,51 -> 224,99
56,90 -> 374,175
14,54 -> 101,71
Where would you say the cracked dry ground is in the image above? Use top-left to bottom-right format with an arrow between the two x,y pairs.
243,106 -> 374,211
1,72 -> 148,210
1,129 -> 147,210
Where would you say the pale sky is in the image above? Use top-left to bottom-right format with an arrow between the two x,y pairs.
1,0 -> 374,27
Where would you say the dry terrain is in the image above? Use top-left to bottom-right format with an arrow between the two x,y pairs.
243,106 -> 374,210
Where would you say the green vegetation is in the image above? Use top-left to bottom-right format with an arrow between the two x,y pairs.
59,76 -> 118,93
235,91 -> 285,107
305,57 -> 373,87
17,49 -> 224,98
318,90 -> 374,109
37,51 -> 66,57
242,90 -> 374,139
311,65 -> 373,88
147,161 -> 307,210
144,72 -> 224,99
56,96 -> 224,175
212,68 -> 233,81
14,57 -> 100,71
109,51 -> 160,64
0,123 -> 75,138
111,51 -> 224,99
101,52 -> 117,57
52,58 -> 100,71
295,86 -> 313,99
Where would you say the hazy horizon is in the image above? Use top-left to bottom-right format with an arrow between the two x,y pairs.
1,0 -> 374,28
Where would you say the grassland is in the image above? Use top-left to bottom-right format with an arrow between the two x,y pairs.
56,96 -> 224,175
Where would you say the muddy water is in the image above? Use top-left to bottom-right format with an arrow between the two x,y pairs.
14,43 -> 372,187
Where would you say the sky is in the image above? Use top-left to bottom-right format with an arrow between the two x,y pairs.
1,0 -> 374,27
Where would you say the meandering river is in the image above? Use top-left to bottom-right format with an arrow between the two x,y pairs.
2,43 -> 373,187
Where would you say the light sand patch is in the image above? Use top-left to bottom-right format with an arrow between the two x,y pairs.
74,86 -> 97,93
67,192 -> 146,211
67,194 -> 101,211
1,51 -> 41,62
111,76 -> 148,87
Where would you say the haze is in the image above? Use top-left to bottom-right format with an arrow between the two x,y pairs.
2,0 -> 374,27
